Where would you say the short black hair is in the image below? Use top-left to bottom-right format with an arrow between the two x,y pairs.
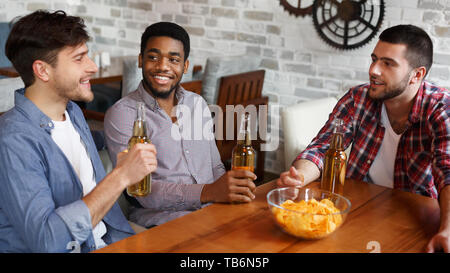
140,22 -> 190,61
379,24 -> 433,77
5,10 -> 89,87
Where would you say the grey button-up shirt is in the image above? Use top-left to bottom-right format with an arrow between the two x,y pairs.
104,82 -> 226,227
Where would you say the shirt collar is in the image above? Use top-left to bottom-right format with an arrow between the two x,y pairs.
137,81 -> 186,111
408,81 -> 426,124
14,88 -> 77,134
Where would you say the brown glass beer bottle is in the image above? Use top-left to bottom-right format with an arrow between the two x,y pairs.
231,113 -> 255,172
127,102 -> 152,197
321,118 -> 347,196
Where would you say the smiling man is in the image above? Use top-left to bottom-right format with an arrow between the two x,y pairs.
0,10 -> 157,253
104,22 -> 257,228
277,25 -> 450,252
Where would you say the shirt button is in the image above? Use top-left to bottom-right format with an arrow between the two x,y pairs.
367,160 -> 371,164
186,150 -> 190,154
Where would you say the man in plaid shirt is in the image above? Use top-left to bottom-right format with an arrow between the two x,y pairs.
277,25 -> 449,252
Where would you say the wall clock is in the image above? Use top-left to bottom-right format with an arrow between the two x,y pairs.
312,0 -> 385,50
279,0 -> 314,17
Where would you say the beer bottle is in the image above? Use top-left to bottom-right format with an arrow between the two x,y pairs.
321,118 -> 347,196
127,102 -> 152,197
231,113 -> 255,172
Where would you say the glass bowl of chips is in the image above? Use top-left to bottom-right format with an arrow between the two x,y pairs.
267,187 -> 351,240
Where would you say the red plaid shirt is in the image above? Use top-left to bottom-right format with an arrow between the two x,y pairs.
296,81 -> 449,199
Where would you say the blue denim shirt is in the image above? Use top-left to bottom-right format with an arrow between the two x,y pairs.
0,89 -> 134,253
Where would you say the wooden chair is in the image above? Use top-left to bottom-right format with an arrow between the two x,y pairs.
82,108 -> 105,121
180,80 -> 202,95
214,69 -> 267,182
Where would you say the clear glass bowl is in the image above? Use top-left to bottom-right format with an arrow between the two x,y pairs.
267,187 -> 351,239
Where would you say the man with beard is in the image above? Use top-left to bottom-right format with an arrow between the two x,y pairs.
104,22 -> 257,228
0,10 -> 157,252
277,25 -> 449,252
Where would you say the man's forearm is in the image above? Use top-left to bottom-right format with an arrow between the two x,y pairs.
82,168 -> 128,228
293,159 -> 321,185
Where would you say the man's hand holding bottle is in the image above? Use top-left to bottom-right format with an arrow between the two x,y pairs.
115,143 -> 157,188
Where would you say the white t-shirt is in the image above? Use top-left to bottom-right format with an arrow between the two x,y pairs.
368,104 -> 402,188
51,111 -> 107,249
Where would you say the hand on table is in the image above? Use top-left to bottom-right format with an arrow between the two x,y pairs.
276,166 -> 305,188
426,229 -> 450,253
201,169 -> 257,203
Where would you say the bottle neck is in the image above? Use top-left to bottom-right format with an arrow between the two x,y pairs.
133,102 -> 147,137
330,118 -> 345,150
132,120 -> 146,137
238,114 -> 251,146
330,132 -> 344,150
237,131 -> 251,146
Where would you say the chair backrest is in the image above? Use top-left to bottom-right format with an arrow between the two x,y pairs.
121,56 -> 142,97
201,55 -> 262,105
121,56 -> 195,97
215,70 -> 266,152
0,76 -> 24,113
215,95 -> 269,158
282,97 -> 338,170
216,70 -> 265,110
213,70 -> 267,181
0,22 -> 12,67
179,79 -> 202,95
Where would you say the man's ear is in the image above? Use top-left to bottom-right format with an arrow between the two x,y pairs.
410,66 -> 426,84
138,54 -> 142,68
183,59 -> 190,74
32,60 -> 50,82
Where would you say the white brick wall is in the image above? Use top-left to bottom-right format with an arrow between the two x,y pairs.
2,0 -> 450,174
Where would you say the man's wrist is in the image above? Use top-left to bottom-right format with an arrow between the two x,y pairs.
200,184 -> 211,203
108,167 -> 130,191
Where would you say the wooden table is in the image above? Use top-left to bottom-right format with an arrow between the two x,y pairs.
0,56 -> 125,84
95,180 -> 440,253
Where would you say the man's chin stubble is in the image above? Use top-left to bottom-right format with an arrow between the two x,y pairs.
143,78 -> 180,99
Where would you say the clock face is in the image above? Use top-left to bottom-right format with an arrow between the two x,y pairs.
279,0 -> 314,17
312,0 -> 385,50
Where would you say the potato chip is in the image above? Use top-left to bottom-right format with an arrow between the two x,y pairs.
272,198 -> 343,239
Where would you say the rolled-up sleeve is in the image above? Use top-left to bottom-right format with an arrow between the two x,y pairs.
55,200 -> 92,244
0,134 -> 92,252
